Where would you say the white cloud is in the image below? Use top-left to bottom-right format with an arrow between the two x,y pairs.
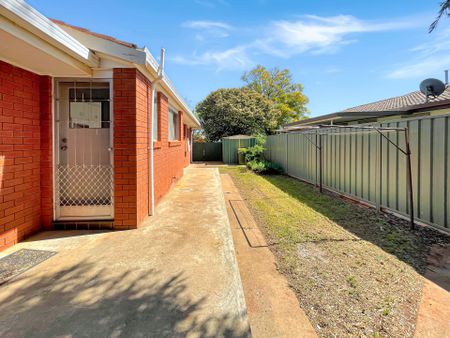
172,47 -> 252,71
182,20 -> 232,30
182,20 -> 232,40
386,29 -> 450,79
387,56 -> 450,79
262,15 -> 417,56
175,14 -> 419,71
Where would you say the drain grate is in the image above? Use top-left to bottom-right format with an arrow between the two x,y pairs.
0,249 -> 56,285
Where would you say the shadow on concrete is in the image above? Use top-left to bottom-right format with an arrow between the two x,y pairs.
258,174 -> 450,289
0,260 -> 250,338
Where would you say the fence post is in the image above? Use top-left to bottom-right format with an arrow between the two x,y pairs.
377,132 -> 383,211
405,128 -> 415,230
319,133 -> 323,193
315,131 -> 318,187
285,133 -> 289,173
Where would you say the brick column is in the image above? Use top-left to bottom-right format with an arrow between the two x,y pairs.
39,76 -> 53,229
113,68 -> 151,229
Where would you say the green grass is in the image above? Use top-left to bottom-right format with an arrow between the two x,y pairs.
220,167 -> 431,338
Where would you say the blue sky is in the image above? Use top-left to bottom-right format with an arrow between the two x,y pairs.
29,0 -> 450,117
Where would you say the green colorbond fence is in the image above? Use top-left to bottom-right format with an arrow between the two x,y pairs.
265,114 -> 450,232
222,137 -> 256,164
193,142 -> 223,161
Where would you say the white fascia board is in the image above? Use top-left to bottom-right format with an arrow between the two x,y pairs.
58,25 -> 147,65
0,15 -> 93,75
0,0 -> 98,67
141,47 -> 201,128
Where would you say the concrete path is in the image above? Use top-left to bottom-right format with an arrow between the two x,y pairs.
414,244 -> 450,338
221,174 -> 317,338
0,168 -> 250,338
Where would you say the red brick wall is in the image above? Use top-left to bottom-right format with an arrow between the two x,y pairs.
135,71 -> 150,224
153,92 -> 192,204
0,61 -> 52,251
40,76 -> 53,230
113,68 -> 150,229
112,68 -> 192,228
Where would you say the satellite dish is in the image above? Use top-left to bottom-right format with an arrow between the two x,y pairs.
420,78 -> 446,98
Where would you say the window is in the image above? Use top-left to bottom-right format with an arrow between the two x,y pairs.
68,86 -> 110,129
153,94 -> 159,140
168,107 -> 179,140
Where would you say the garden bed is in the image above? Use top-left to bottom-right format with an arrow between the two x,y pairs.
220,167 -> 450,338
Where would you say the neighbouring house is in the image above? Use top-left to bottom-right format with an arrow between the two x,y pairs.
284,86 -> 450,127
0,0 -> 200,251
275,85 -> 450,232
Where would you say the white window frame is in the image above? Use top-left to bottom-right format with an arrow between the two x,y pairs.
168,106 -> 179,140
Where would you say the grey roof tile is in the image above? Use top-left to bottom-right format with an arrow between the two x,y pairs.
342,86 -> 450,113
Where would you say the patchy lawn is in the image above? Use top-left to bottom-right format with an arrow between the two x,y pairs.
220,167 -> 450,338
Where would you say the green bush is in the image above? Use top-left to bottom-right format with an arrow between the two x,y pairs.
244,135 -> 283,174
238,147 -> 248,158
246,160 -> 266,173
246,159 -> 283,174
244,134 -> 266,163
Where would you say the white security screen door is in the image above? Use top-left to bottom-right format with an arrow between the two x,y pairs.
55,80 -> 113,219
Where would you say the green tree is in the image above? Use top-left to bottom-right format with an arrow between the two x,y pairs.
430,0 -> 450,32
196,88 -> 276,141
241,65 -> 308,126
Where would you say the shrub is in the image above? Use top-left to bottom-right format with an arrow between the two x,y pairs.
244,135 -> 283,174
246,159 -> 283,174
246,160 -> 267,173
244,134 -> 266,163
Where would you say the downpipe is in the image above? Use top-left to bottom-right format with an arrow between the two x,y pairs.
149,48 -> 165,216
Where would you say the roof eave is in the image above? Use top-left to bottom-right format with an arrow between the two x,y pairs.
284,111 -> 404,127
0,0 -> 99,69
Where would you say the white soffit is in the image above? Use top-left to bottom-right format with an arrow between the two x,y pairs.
0,0 -> 98,66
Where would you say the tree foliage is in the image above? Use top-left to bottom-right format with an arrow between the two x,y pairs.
241,65 -> 308,126
430,0 -> 450,32
196,88 -> 276,142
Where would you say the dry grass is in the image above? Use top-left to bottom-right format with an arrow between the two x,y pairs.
221,167 -> 449,338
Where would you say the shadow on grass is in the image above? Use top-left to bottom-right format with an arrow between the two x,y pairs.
0,260 -> 250,338
258,174 -> 449,278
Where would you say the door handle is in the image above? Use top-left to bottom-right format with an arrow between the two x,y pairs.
60,145 -> 67,151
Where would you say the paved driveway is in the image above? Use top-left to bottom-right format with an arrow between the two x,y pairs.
0,167 -> 250,338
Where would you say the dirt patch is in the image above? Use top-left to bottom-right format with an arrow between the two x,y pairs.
221,167 -> 450,338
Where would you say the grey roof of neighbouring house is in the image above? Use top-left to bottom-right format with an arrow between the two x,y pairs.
285,86 -> 450,128
342,86 -> 450,113
222,135 -> 255,139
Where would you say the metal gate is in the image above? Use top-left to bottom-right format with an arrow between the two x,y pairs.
193,142 -> 222,161
55,80 -> 114,220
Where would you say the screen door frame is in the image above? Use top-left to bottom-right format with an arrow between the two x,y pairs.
54,78 -> 114,221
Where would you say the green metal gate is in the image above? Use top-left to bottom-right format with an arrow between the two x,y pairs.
193,142 -> 223,161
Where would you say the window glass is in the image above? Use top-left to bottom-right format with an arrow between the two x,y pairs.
69,87 -> 110,129
153,95 -> 159,140
168,107 -> 179,140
